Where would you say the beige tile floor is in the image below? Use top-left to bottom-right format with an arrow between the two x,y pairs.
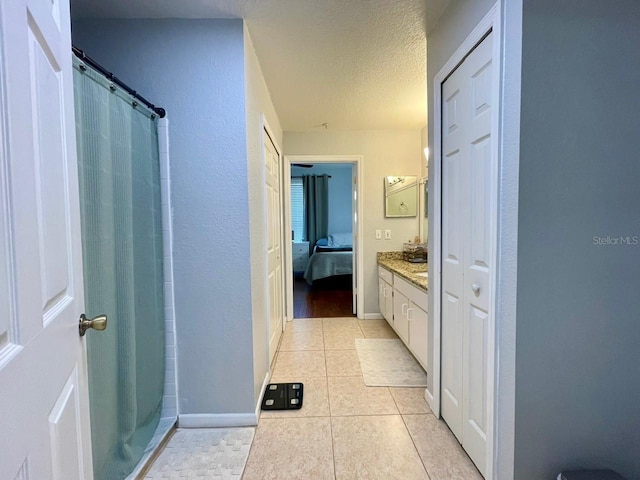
242,317 -> 482,480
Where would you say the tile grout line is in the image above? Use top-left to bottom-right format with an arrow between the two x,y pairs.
329,411 -> 407,418
323,320 -> 338,480
359,323 -> 431,479
394,400 -> 433,480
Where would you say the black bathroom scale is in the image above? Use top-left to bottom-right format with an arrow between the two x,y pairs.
261,383 -> 304,410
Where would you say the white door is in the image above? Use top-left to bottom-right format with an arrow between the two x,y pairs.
441,54 -> 466,443
351,164 -> 357,314
0,1 -> 94,479
441,31 -> 494,476
265,130 -> 283,365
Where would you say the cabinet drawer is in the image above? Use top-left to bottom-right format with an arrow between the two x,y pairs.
292,251 -> 307,262
378,266 -> 393,284
292,244 -> 307,255
394,275 -> 427,312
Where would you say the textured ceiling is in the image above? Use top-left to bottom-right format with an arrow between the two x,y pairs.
71,1 -> 449,131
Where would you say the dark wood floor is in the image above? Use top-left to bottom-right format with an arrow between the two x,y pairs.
293,275 -> 355,318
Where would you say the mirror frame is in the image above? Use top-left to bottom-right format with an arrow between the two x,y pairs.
384,175 -> 418,218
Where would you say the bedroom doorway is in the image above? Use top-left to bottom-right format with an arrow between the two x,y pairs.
283,156 -> 364,320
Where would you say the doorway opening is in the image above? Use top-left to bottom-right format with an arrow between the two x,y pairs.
284,156 -> 364,320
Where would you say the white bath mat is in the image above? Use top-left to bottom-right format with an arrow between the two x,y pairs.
144,427 -> 255,479
355,339 -> 428,387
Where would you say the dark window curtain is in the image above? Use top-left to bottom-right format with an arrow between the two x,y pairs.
303,174 -> 329,254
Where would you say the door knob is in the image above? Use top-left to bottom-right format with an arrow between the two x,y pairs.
472,284 -> 480,295
79,314 -> 108,337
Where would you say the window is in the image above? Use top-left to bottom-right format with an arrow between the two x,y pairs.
291,177 -> 305,242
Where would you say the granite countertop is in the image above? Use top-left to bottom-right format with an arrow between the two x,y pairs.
377,252 -> 428,291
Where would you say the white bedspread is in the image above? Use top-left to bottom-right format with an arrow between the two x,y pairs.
303,251 -> 353,284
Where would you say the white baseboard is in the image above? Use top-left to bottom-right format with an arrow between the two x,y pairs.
425,388 -> 435,414
363,313 -> 384,320
178,413 -> 257,428
178,370 -> 271,429
255,371 -> 271,421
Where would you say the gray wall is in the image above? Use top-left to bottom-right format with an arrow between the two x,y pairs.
291,164 -> 353,236
73,19 -> 257,415
515,1 -> 640,478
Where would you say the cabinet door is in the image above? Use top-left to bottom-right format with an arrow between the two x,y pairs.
409,304 -> 428,369
393,290 -> 409,343
385,283 -> 394,325
378,280 -> 387,320
378,278 -> 393,325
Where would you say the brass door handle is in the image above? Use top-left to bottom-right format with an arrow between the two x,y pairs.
79,314 -> 108,337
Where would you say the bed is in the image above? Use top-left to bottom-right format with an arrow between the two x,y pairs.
303,234 -> 353,285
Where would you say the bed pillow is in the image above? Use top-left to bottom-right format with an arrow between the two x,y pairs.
328,232 -> 352,247
316,237 -> 329,246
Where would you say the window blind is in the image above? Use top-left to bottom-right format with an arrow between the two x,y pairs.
291,178 -> 305,242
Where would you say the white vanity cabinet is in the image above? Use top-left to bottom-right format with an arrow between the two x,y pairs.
394,275 -> 428,368
378,266 -> 429,371
378,266 -> 394,323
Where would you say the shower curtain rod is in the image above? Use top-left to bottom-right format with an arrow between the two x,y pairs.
72,46 -> 166,118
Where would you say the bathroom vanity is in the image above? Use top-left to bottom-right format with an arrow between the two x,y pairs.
377,252 -> 428,370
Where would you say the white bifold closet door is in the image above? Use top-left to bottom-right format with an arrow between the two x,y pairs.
441,31 -> 494,476
266,130 -> 284,366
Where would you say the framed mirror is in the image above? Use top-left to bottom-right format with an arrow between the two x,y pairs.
384,175 -> 418,217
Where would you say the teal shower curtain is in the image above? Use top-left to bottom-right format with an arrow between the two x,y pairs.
73,57 -> 165,480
